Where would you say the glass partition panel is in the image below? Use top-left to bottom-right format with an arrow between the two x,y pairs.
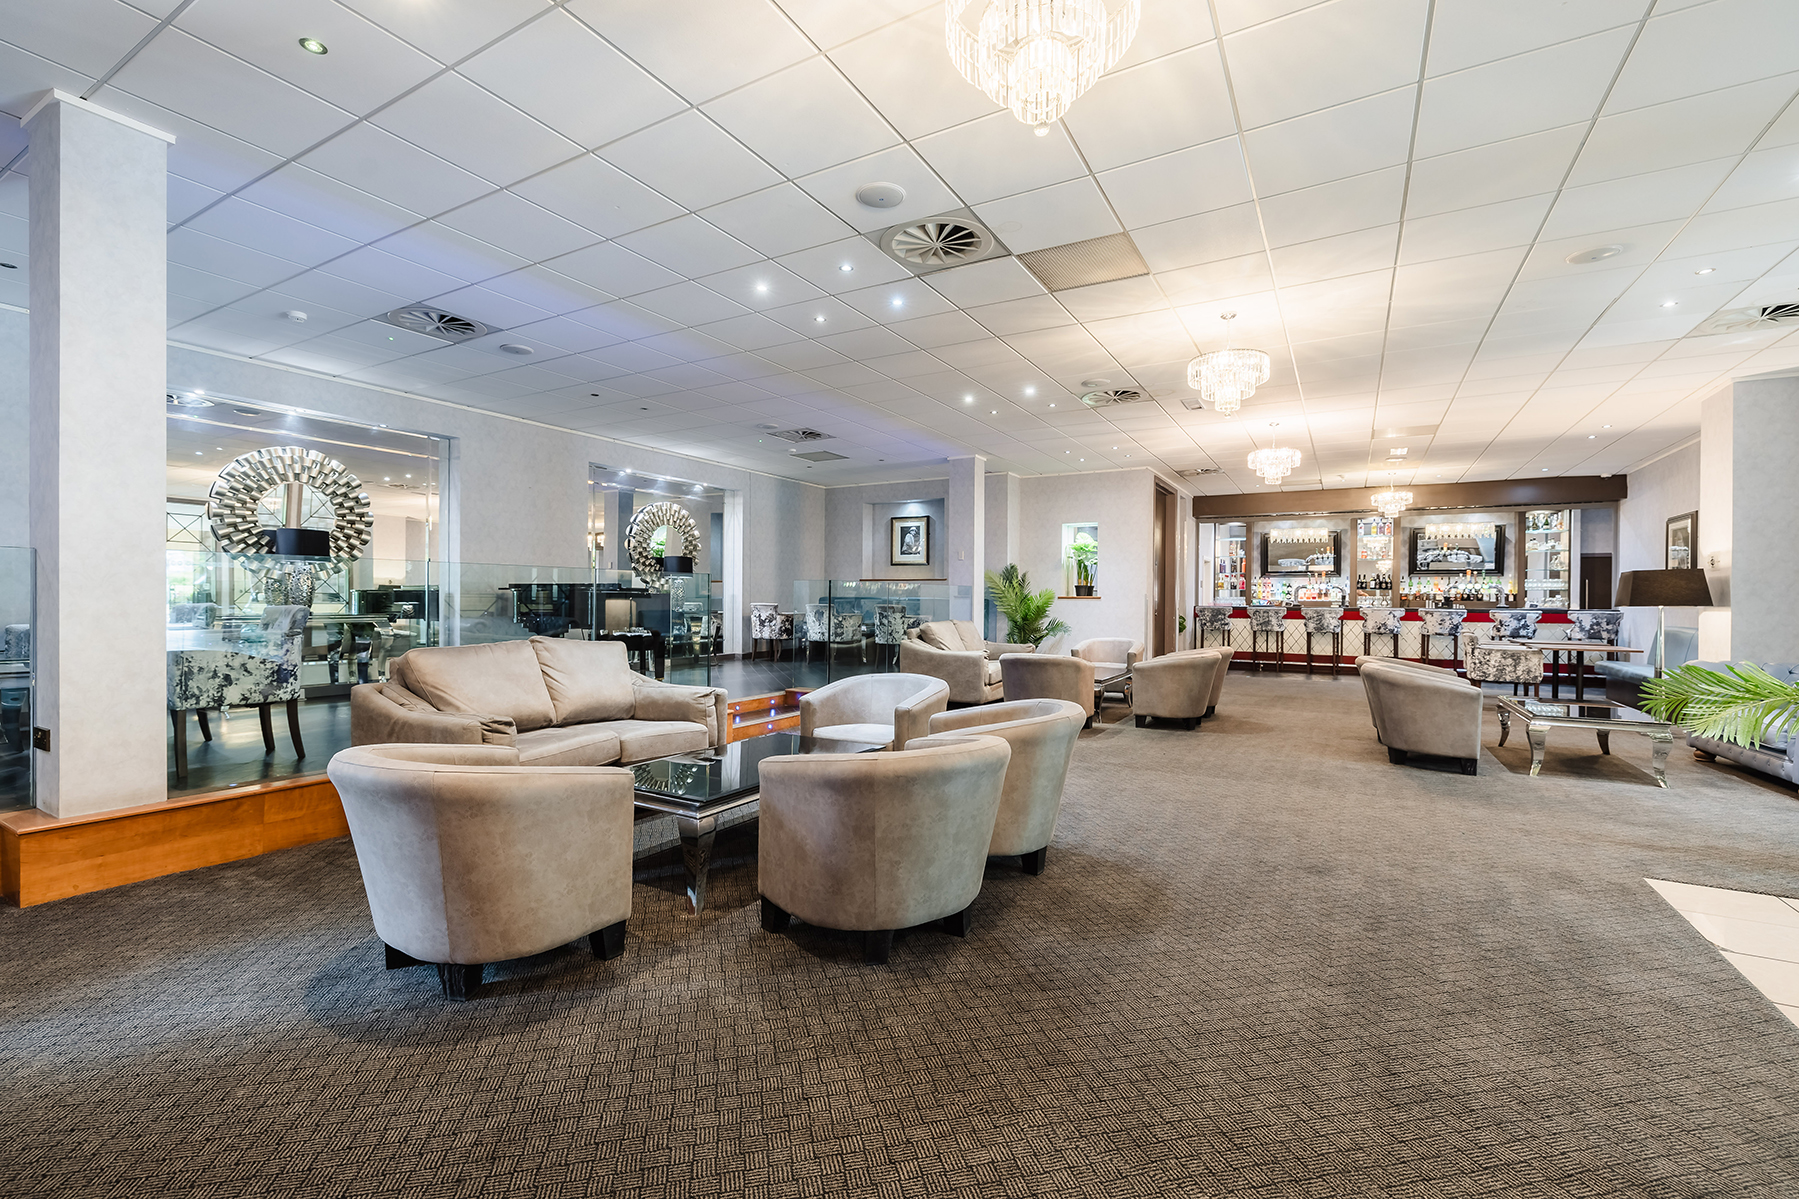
1,546 -> 33,811
787,580 -> 969,687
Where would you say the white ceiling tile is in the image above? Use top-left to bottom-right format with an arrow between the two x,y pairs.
1607,0 -> 1799,113
182,197 -> 362,269
1098,138 -> 1253,231
614,214 -> 762,278
913,111 -> 1088,205
296,122 -> 493,218
889,310 -> 991,348
1706,141 -> 1799,215
1398,194 -> 1554,265
815,326 -> 918,360
973,179 -> 1121,255
177,0 -> 441,116
1270,225 -> 1398,287
1132,203 -> 1266,272
794,145 -> 963,233
762,294 -> 874,336
1225,0 -> 1428,129
925,257 -> 1049,307
1113,0 -> 1217,69
259,268 -> 411,317
546,243 -> 684,299
1570,73 -> 1799,188
2,0 -> 156,76
0,41 -> 93,124
777,236 -> 914,291
506,155 -> 684,241
166,263 -> 262,308
370,72 -> 581,186
1062,45 -> 1236,173
505,314 -> 625,354
1055,275 -> 1169,323
776,0 -> 935,49
228,291 -> 362,340
109,29 -> 353,158
415,281 -> 554,328
629,280 -> 750,326
1245,87 -> 1415,196
1154,253 -> 1275,307
967,295 -> 1079,336
829,10 -> 1001,141
568,0 -> 815,105
457,9 -> 685,150
1538,158 -> 1735,241
698,261 -> 826,309
335,0 -> 547,64
700,183 -> 856,259
704,56 -> 899,178
693,312 -> 808,352
1414,28 -> 1635,159
1425,0 -> 1647,77
598,111 -> 784,211
1664,196 -> 1799,259
1405,126 -> 1587,217
233,164 -> 420,243
375,220 -> 529,284
836,278 -> 958,322
434,190 -> 600,262
1258,166 -> 1405,247
166,227 -> 306,286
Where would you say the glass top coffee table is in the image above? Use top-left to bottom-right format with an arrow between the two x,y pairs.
1495,697 -> 1676,788
632,732 -> 885,912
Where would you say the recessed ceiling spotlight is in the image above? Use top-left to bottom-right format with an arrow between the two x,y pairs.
1695,267 -> 1716,274
1023,386 -> 1036,396
1660,300 -> 1677,308
233,407 -> 259,416
384,476 -> 391,482
1566,244 -> 1624,265
0,262 -> 15,269
1541,468 -> 1549,472
964,394 -> 974,402
194,389 -> 205,395
855,182 -> 907,209
839,262 -> 854,272
1048,402 -> 1055,407
991,410 -> 997,414
1034,126 -> 1050,137
755,282 -> 769,293
194,450 -> 202,456
1602,424 -> 1611,428
814,314 -> 826,323
298,37 -> 328,54
891,297 -> 904,308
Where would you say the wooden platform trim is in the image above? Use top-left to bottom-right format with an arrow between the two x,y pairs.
1,773 -> 346,908
727,690 -> 808,743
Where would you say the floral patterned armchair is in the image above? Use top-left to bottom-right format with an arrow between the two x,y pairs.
167,605 -> 310,780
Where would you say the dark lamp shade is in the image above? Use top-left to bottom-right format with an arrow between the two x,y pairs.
1615,568 -> 1713,607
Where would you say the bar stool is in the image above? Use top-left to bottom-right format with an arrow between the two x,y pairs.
1420,608 -> 1466,669
1302,607 -> 1344,677
874,604 -> 906,669
1194,605 -> 1234,648
1458,609 -> 1493,676
1362,607 -> 1403,658
1399,608 -> 1425,660
1249,606 -> 1287,672
750,603 -> 796,662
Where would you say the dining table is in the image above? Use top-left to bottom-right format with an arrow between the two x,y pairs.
1498,639 -> 1645,702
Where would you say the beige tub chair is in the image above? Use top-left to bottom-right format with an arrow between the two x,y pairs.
999,653 -> 1096,725
798,672 -> 949,749
924,699 -> 1085,874
1357,658 -> 1482,775
327,743 -> 635,999
1131,650 -> 1227,730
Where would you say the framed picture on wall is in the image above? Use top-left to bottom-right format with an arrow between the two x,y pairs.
1666,511 -> 1698,570
890,516 -> 929,566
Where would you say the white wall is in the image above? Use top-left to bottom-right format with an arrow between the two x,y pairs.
1729,377 -> 1799,663
0,306 -> 24,550
821,479 -> 949,582
1016,469 -> 1157,653
1617,439 -> 1702,655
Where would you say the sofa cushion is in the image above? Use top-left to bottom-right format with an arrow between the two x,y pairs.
400,641 -> 558,732
813,722 -> 894,749
378,680 -> 435,712
529,636 -> 636,726
918,620 -> 965,652
984,659 -> 1002,685
953,620 -> 985,655
605,719 -> 710,764
515,724 -> 622,767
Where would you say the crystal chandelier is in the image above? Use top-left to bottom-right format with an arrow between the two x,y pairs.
1370,488 -> 1412,518
1187,312 -> 1269,416
946,0 -> 1143,134
1247,422 -> 1301,485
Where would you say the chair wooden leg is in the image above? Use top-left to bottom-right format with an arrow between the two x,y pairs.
862,929 -> 893,964
435,963 -> 484,1000
760,896 -> 790,933
1387,746 -> 1407,764
196,708 -> 213,741
590,919 -> 627,961
170,709 -> 188,780
257,703 -> 276,754
941,906 -> 973,937
1135,714 -> 1148,728
285,698 -> 305,759
1020,847 -> 1048,875
384,943 -> 423,969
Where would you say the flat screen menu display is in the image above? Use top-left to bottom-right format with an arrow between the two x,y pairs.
1409,525 -> 1504,574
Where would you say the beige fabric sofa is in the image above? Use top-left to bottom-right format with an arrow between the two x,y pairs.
798,672 -> 949,750
327,743 -> 635,999
1131,649 -> 1227,730
757,734 -> 1011,963
898,619 -> 1035,704
924,699 -> 1085,874
1357,657 -> 1482,774
351,637 -> 726,767
999,653 -> 1095,724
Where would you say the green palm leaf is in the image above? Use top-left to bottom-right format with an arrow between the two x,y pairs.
984,564 -> 1070,647
1640,662 -> 1799,748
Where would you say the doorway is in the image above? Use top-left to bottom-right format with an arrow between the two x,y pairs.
1153,483 -> 1177,656
1580,554 -> 1613,609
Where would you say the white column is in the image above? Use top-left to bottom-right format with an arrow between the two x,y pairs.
1725,378 -> 1799,662
946,455 -> 986,621
26,90 -> 173,817
1697,388 -> 1734,660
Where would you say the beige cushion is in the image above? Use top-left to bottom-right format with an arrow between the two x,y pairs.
605,718 -> 710,764
814,722 -> 895,749
529,636 -> 635,726
953,620 -> 985,655
983,659 -> 1002,684
401,641 -> 557,733
917,620 -> 964,652
379,680 -> 435,712
515,724 -> 623,767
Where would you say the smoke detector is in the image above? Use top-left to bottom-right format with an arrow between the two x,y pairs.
855,182 -> 906,209
1080,388 -> 1145,408
376,306 -> 494,342
768,428 -> 831,443
873,209 -> 1006,274
498,343 -> 534,355
1699,303 -> 1799,334
279,310 -> 308,323
1566,244 -> 1626,265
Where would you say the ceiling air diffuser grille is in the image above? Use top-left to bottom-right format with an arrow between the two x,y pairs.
1080,388 -> 1145,408
874,209 -> 1006,274
769,428 -> 830,443
1701,304 -> 1799,334
1018,232 -> 1148,292
377,306 -> 493,342
791,450 -> 849,462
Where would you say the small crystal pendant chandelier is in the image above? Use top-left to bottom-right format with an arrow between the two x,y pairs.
945,0 -> 1143,134
1370,472 -> 1413,518
1187,312 -> 1269,416
1247,422 -> 1301,485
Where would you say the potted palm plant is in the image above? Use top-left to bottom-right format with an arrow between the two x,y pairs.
1069,533 -> 1098,596
985,564 -> 1070,647
1640,663 -> 1799,748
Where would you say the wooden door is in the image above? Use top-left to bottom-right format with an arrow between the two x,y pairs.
1580,554 -> 1613,608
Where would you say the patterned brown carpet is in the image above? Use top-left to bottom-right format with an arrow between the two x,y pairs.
5,673 -> 1799,1197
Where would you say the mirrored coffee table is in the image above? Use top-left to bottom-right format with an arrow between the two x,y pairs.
1093,668 -> 1131,718
1496,697 -> 1675,788
631,732 -> 885,913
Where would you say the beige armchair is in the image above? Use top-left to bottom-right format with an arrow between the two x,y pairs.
1163,646 -> 1234,716
798,672 -> 949,750
1131,650 -> 1226,730
924,699 -> 1085,874
898,619 -> 1034,704
1358,658 -> 1482,774
757,735 -> 1012,963
999,653 -> 1095,725
1071,637 -> 1143,674
326,743 -> 635,999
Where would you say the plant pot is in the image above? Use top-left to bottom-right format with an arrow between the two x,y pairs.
1075,584 -> 1095,597
661,555 -> 694,575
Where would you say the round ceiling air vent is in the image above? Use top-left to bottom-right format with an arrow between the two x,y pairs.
1566,244 -> 1626,265
166,393 -> 214,408
498,343 -> 534,355
380,306 -> 492,342
1702,303 -> 1799,334
886,218 -> 993,267
1080,388 -> 1145,408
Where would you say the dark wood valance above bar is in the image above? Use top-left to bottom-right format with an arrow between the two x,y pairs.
1193,475 -> 1628,520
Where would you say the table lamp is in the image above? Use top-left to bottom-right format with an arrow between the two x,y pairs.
1614,569 -> 1713,677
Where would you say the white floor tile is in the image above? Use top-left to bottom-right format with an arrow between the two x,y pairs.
1646,877 -> 1799,926
1679,911 -> 1799,962
1720,952 -> 1799,1007
1778,1004 -> 1799,1027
